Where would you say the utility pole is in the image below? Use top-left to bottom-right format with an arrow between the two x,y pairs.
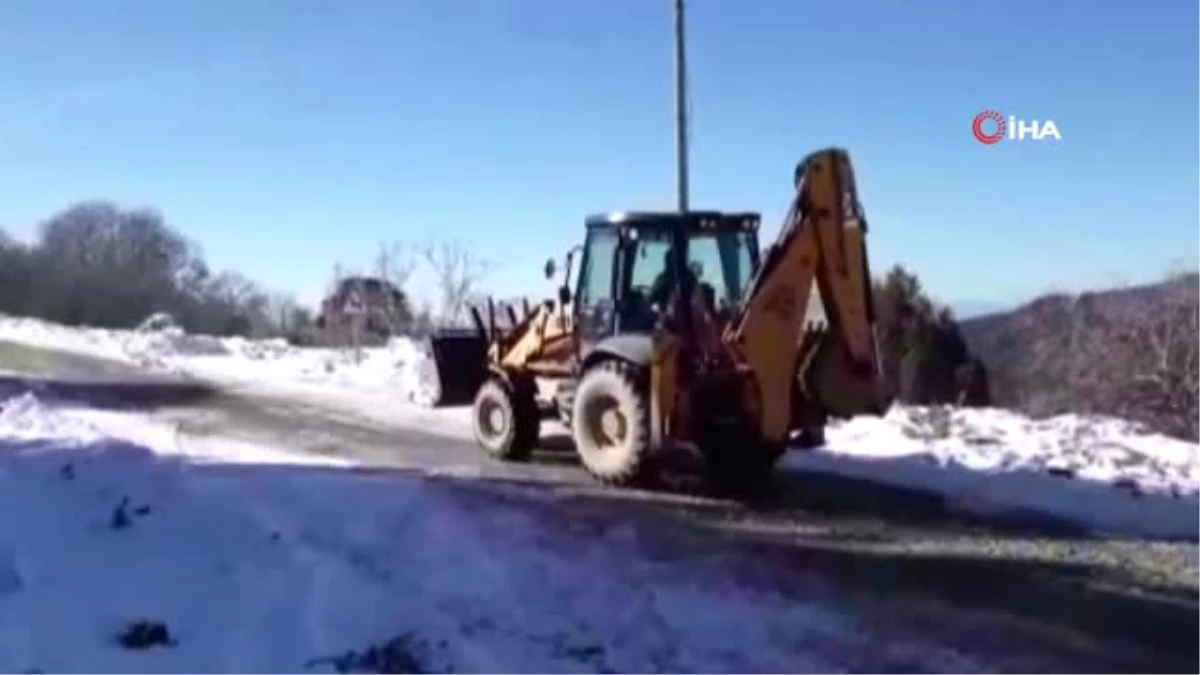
673,0 -> 689,212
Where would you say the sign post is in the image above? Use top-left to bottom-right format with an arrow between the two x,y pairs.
343,288 -> 366,364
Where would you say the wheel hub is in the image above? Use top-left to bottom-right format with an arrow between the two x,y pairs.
489,407 -> 506,432
599,408 -> 626,442
584,396 -> 627,448
478,399 -> 508,438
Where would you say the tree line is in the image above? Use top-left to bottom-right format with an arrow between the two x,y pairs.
0,200 -> 491,343
870,266 -> 992,408
0,201 -> 306,337
959,270 -> 1199,440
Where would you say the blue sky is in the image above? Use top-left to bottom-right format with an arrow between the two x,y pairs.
1,0 -> 1196,314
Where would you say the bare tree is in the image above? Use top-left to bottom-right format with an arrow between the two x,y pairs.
376,241 -> 419,291
1020,292 -> 1100,415
375,241 -> 418,335
1105,271 -> 1199,437
420,239 -> 490,327
1029,271 -> 1200,438
264,292 -> 304,335
34,202 -> 188,326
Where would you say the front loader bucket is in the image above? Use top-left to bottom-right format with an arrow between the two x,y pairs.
427,329 -> 488,406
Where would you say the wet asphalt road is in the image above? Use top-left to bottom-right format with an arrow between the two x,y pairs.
1,339 -> 1198,672
166,384 -> 591,484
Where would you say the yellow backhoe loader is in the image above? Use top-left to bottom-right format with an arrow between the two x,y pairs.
428,147 -> 892,485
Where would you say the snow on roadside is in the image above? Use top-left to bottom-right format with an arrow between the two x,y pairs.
2,312 -> 1197,540
0,313 -> 441,405
0,313 -> 231,370
0,392 -> 106,444
790,405 -> 1199,539
0,393 -> 902,673
0,314 -> 153,365
180,336 -> 441,405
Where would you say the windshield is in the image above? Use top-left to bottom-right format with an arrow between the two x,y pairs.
686,229 -> 756,308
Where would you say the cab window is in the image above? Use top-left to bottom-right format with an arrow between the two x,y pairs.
687,231 -> 756,307
629,238 -> 672,291
576,231 -> 618,307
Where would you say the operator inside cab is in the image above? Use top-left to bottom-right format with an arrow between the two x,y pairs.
641,245 -> 722,351
648,247 -> 697,311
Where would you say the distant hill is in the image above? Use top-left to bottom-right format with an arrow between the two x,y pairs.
960,272 -> 1199,440
950,300 -> 1013,320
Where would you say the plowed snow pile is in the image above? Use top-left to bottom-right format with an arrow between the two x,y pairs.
0,313 -> 442,404
793,405 -> 1199,538
180,335 -> 443,405
822,406 -> 1199,497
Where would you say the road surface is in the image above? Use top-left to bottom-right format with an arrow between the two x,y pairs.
1,339 -> 1197,672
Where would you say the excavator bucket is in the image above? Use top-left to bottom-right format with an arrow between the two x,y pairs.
426,328 -> 488,406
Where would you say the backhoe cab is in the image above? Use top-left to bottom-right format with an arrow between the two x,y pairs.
430,147 -> 892,486
569,210 -> 759,354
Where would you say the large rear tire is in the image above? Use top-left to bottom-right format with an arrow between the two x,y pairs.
472,374 -> 539,461
571,360 -> 652,486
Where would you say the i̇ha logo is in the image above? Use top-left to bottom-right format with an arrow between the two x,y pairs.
972,110 -> 1061,145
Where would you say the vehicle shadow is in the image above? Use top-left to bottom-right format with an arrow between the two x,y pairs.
531,431 -> 1200,543
526,432 -> 579,467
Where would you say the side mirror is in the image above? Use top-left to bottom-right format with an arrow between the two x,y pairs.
544,258 -> 557,280
557,285 -> 572,306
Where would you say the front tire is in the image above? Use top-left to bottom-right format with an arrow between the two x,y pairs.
571,360 -> 653,485
472,375 -> 539,461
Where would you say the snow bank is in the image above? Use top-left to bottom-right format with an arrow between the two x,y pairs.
182,335 -> 441,406
0,392 -> 106,445
0,313 -> 441,405
823,406 -> 1199,496
0,393 -> 908,673
0,314 -> 231,368
790,405 -> 1199,539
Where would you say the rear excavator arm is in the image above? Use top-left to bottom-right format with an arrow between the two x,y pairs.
723,148 -> 889,444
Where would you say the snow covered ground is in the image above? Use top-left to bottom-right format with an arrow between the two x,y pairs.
0,314 -> 442,405
787,407 -> 1198,539
0,392 -> 1000,673
0,313 -> 1196,540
